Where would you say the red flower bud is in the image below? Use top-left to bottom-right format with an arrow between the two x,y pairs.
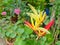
44,19 -> 55,30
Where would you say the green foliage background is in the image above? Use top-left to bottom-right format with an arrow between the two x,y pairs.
0,0 -> 60,45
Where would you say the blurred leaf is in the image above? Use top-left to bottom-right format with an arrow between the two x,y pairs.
55,41 -> 60,45
10,33 -> 16,38
6,31 -> 12,37
14,37 -> 26,45
46,34 -> 54,44
24,26 -> 33,35
39,37 -> 46,45
25,39 -> 37,45
16,28 -> 24,34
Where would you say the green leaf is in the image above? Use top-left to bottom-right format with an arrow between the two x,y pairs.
25,39 -> 37,45
24,26 -> 33,35
0,27 -> 2,33
14,37 -> 26,45
5,31 -> 11,37
17,28 -> 24,34
15,20 -> 23,25
39,37 -> 46,45
10,33 -> 16,38
30,34 -> 35,38
55,41 -> 60,45
13,25 -> 17,31
45,34 -> 54,44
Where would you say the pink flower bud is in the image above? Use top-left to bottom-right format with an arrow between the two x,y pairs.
14,8 -> 21,15
1,12 -> 7,16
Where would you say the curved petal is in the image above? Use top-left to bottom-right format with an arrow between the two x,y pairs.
28,4 -> 38,15
37,27 -> 50,34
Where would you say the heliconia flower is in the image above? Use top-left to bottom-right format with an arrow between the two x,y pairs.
24,4 -> 55,38
14,8 -> 21,15
24,20 -> 50,37
27,4 -> 46,27
24,4 -> 50,37
24,19 -> 55,37
1,11 -> 7,16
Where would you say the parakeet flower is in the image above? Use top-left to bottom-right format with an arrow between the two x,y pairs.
27,4 -> 46,28
24,4 -> 51,37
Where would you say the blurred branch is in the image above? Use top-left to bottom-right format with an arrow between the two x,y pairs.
51,2 -> 60,45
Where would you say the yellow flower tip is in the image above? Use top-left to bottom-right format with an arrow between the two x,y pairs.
44,12 -> 46,15
27,13 -> 30,15
27,13 -> 31,16
28,4 -> 31,6
28,4 -> 34,8
28,4 -> 38,15
28,3 -> 30,5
